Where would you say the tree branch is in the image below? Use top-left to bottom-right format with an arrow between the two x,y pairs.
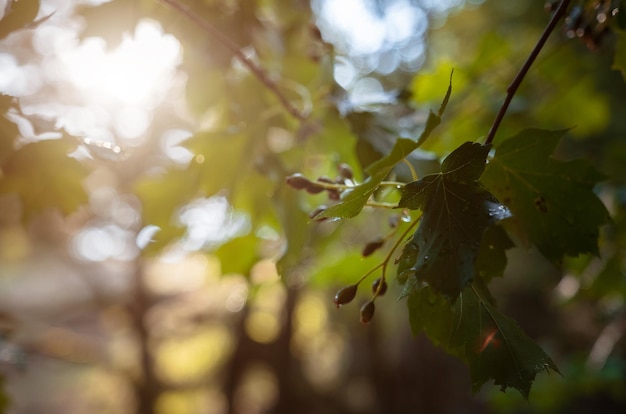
485,0 -> 571,145
156,0 -> 309,121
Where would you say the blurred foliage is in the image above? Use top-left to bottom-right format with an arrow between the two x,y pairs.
0,138 -> 87,222
1,0 -> 626,412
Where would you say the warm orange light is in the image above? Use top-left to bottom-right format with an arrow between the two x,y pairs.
479,329 -> 500,353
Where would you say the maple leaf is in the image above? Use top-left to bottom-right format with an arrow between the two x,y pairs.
407,284 -> 560,398
481,129 -> 609,261
397,142 -> 511,298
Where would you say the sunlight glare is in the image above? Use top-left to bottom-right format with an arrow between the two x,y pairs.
61,19 -> 181,107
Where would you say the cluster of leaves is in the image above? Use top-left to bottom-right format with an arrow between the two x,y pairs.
286,2 -> 619,390
297,108 -> 610,397
1,0 -> 625,405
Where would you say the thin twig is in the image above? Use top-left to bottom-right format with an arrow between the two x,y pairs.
156,0 -> 309,121
485,0 -> 571,145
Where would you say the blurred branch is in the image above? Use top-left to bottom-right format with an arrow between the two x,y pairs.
586,310 -> 626,371
129,262 -> 163,414
156,0 -> 310,122
485,0 -> 571,145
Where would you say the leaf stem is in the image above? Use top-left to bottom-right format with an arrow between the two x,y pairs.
374,213 -> 422,298
313,180 -> 404,191
355,262 -> 385,286
365,201 -> 400,209
156,0 -> 309,121
402,159 -> 418,181
484,0 -> 571,145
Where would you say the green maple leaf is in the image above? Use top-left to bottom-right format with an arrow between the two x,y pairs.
474,225 -> 514,286
0,138 -> 87,221
408,284 -> 560,398
318,75 -> 452,220
481,129 -> 609,261
397,142 -> 511,298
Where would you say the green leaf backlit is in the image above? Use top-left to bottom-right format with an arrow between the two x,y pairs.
318,76 -> 452,220
481,128 -> 609,261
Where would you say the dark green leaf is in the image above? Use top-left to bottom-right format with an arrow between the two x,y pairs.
0,138 -> 87,221
481,129 -> 609,261
397,142 -> 511,298
474,225 -> 514,285
407,284 -> 560,398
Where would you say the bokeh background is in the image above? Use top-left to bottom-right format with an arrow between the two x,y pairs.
1,0 -> 625,413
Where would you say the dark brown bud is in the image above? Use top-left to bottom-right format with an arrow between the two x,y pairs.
286,173 -> 314,190
327,189 -> 341,200
309,205 -> 328,221
362,238 -> 384,257
333,284 -> 358,307
360,300 -> 375,324
372,278 -> 387,296
317,176 -> 334,184
338,163 -> 354,180
305,184 -> 326,194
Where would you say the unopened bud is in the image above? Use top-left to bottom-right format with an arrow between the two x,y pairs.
286,173 -> 314,190
372,278 -> 388,296
333,284 -> 358,307
362,238 -> 384,257
360,300 -> 375,324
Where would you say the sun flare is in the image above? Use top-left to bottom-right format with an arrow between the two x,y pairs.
62,20 -> 181,106
50,19 -> 182,142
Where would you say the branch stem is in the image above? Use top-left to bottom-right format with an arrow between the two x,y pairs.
156,0 -> 308,121
485,0 -> 570,145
